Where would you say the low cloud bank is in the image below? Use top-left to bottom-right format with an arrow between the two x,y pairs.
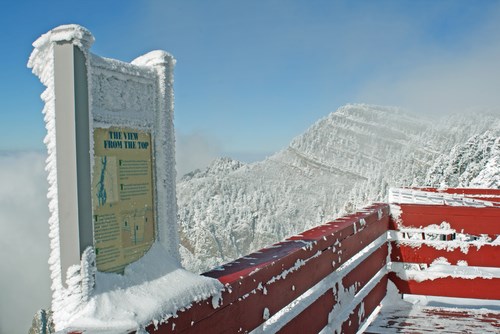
357,5 -> 500,116
176,131 -> 223,179
0,151 -> 51,334
0,139 -> 225,332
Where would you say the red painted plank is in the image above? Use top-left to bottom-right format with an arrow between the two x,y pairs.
277,288 -> 334,334
278,245 -> 388,334
183,220 -> 387,333
204,204 -> 389,282
391,242 -> 499,267
395,204 -> 500,236
342,244 -> 388,292
340,275 -> 388,334
389,273 -> 500,300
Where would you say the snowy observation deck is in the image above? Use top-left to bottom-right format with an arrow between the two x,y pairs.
62,188 -> 500,333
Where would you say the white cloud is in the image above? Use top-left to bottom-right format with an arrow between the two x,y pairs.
0,135 -> 224,333
0,152 -> 51,334
175,131 -> 223,179
356,4 -> 500,115
0,137 -> 223,332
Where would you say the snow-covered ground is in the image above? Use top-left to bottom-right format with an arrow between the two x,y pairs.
364,281 -> 500,333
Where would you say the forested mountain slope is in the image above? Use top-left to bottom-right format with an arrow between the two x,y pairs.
177,104 -> 500,272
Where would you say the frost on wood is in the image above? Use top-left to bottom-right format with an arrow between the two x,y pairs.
327,281 -> 358,333
389,187 -> 497,207
391,262 -> 499,282
391,228 -> 494,255
133,50 -> 180,261
322,269 -> 387,334
263,307 -> 270,320
49,247 -> 96,328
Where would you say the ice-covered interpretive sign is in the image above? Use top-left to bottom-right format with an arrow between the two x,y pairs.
27,25 -> 225,332
92,127 -> 155,272
27,24 -> 182,279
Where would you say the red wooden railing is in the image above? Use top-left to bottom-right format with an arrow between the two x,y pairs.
146,204 -> 391,333
65,188 -> 499,333
388,188 -> 500,301
142,188 -> 499,333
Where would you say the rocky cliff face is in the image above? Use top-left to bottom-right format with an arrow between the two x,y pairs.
177,104 -> 500,273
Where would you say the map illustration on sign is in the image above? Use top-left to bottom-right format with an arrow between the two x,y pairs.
95,155 -> 119,207
92,127 -> 156,273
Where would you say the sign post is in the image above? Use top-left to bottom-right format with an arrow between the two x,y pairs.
52,29 -> 94,284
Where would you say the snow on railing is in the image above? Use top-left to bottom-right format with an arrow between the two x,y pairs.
389,187 -> 500,208
388,188 -> 500,301
61,188 -> 498,333
143,204 -> 390,334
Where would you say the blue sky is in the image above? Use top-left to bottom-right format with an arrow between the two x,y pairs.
2,0 -> 500,165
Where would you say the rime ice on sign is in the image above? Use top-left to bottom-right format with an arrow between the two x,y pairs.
29,25 -> 224,332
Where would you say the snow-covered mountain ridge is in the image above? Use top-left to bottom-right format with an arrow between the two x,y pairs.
177,104 -> 500,273
181,157 -> 245,181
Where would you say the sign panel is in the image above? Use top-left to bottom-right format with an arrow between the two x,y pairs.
92,127 -> 156,273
